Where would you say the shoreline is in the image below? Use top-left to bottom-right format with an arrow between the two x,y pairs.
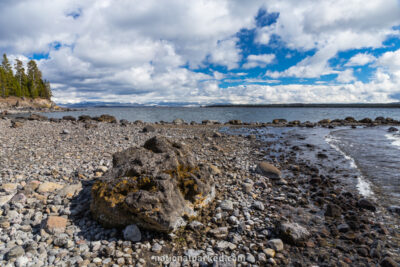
0,117 -> 399,266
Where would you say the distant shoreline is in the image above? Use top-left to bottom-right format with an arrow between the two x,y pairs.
206,103 -> 400,108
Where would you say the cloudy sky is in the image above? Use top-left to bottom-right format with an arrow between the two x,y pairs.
1,0 -> 400,104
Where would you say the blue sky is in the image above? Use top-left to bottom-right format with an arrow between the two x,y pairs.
1,0 -> 400,104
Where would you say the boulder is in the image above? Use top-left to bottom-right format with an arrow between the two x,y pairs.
172,118 -> 185,125
344,117 -> 356,122
357,198 -> 376,211
359,118 -> 373,123
388,127 -> 398,132
95,114 -> 117,123
272,119 -> 287,124
62,116 -> 76,121
78,115 -> 92,122
278,222 -> 310,246
142,125 -> 155,133
256,162 -> 281,180
11,120 -> 23,128
91,136 -> 215,232
28,113 -> 48,121
228,120 -> 242,125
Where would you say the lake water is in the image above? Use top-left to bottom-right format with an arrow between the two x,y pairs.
43,106 -> 400,123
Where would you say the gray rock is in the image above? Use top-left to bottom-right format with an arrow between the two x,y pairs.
61,129 -> 70,134
267,239 -> 284,251
219,200 -> 234,211
209,227 -> 229,238
256,162 -> 281,180
7,246 -> 25,259
246,253 -> 256,263
278,222 -> 310,246
151,243 -> 162,253
252,201 -> 264,211
123,224 -> 142,242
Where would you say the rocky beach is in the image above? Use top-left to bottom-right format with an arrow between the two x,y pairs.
0,113 -> 399,267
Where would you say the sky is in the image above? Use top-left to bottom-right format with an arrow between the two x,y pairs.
1,0 -> 400,105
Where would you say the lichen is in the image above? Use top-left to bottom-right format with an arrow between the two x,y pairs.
164,165 -> 204,204
92,176 -> 157,207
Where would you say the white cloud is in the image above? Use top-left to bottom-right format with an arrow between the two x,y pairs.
242,54 -> 275,69
262,0 -> 400,78
209,38 -> 241,70
336,69 -> 356,83
0,0 -> 400,104
345,53 -> 376,66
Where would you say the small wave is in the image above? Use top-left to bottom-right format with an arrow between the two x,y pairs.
384,133 -> 400,149
325,135 -> 373,197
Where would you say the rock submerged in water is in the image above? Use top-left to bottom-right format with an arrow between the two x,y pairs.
90,136 -> 215,233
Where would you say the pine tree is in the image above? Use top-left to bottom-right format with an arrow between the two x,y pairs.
27,60 -> 41,98
1,54 -> 14,96
14,59 -> 26,97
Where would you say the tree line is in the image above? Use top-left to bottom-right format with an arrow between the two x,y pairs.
0,53 -> 52,99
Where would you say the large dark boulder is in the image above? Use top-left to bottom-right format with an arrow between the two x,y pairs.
91,136 -> 215,233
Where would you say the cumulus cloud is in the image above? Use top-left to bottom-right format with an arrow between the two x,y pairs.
345,53 -> 376,66
336,69 -> 356,83
242,54 -> 275,69
0,0 -> 400,104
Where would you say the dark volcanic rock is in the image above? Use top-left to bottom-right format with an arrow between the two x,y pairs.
62,116 -> 76,121
142,125 -> 156,133
357,198 -> 376,211
95,114 -> 117,123
325,203 -> 342,218
91,136 -> 215,232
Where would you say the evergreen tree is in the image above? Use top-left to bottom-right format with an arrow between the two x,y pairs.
14,59 -> 26,97
1,54 -> 15,96
0,53 -> 52,99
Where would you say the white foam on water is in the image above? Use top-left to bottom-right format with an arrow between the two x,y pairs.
325,134 -> 373,197
384,133 -> 400,149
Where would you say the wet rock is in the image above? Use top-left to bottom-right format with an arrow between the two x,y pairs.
357,198 -> 376,211
96,114 -> 117,123
123,224 -> 141,242
272,119 -> 287,124
388,127 -> 398,132
380,257 -> 398,267
43,216 -> 67,234
78,115 -> 92,122
256,162 -> 281,180
228,120 -> 242,125
325,203 -> 342,218
359,118 -> 373,123
62,116 -> 76,121
344,117 -> 356,122
278,222 -> 310,246
91,136 -> 215,232
387,205 -> 400,215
